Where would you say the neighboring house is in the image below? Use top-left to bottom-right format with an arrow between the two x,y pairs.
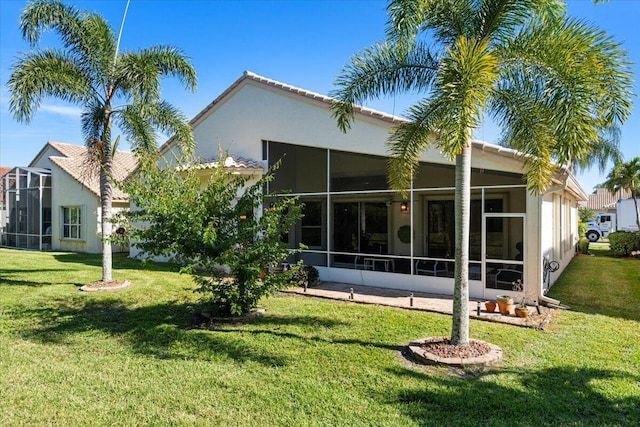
142,71 -> 587,303
1,141 -> 136,253
0,166 -> 12,245
580,187 -> 632,213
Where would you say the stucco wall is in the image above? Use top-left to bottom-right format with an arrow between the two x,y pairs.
50,163 -> 101,253
190,80 -> 527,177
540,189 -> 581,294
152,76 -> 583,301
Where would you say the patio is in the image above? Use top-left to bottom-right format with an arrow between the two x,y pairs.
285,281 -> 554,329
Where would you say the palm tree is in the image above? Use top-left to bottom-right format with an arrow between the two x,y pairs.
601,157 -> 640,229
332,0 -> 632,346
8,0 -> 197,283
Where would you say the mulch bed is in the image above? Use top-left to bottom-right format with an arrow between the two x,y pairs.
407,336 -> 503,367
79,280 -> 131,292
421,337 -> 491,359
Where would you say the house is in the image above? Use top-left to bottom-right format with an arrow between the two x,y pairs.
0,166 -> 12,243
580,187 -> 632,213
145,71 -> 587,303
1,141 -> 136,253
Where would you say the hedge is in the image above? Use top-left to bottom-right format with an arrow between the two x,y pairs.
608,231 -> 640,257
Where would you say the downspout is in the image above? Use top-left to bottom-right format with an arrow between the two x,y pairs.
537,171 -> 570,307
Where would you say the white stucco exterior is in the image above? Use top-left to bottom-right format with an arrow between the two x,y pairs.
1,141 -> 133,254
156,72 -> 587,303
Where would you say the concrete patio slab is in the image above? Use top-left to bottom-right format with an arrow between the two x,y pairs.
284,281 -> 553,329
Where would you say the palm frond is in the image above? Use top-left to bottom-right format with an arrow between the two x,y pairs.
8,49 -> 94,123
20,0 -> 115,85
436,37 -> 498,138
117,100 -> 195,158
601,157 -> 640,195
80,98 -> 106,142
115,46 -> 197,102
387,0 -> 474,44
387,102 -> 433,192
331,41 -> 439,132
492,14 -> 632,189
476,0 -> 564,41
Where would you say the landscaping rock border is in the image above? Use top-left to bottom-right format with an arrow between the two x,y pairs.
407,336 -> 503,367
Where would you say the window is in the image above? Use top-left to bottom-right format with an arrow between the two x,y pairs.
333,201 -> 388,254
62,206 -> 82,240
301,200 -> 324,249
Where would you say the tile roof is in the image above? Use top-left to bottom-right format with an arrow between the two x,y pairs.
584,187 -> 632,210
188,71 -> 408,129
195,156 -> 264,173
159,71 -> 586,199
46,141 -> 137,201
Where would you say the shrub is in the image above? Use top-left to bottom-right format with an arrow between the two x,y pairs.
291,265 -> 319,287
578,237 -> 590,255
608,231 -> 640,257
120,154 -> 304,316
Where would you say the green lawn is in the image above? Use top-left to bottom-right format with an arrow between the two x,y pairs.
1,248 -> 638,426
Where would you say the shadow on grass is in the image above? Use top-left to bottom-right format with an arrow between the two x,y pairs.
211,325 -> 403,353
19,298 -> 348,367
0,269 -> 79,287
383,364 -> 640,426
53,252 -> 181,273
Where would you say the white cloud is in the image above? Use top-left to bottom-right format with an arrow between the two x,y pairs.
40,104 -> 83,118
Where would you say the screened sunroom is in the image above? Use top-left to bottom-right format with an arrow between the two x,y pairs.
266,140 -> 527,295
2,167 -> 52,250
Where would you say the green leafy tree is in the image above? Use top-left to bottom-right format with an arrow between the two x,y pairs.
7,0 -> 196,283
119,155 -> 303,316
579,207 -> 596,224
332,0 -> 632,346
600,157 -> 640,229
578,206 -> 596,237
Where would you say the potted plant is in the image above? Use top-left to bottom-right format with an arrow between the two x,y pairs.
512,279 -> 530,318
484,300 -> 497,313
496,294 -> 514,315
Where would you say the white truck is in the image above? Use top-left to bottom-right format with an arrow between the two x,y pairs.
585,198 -> 640,242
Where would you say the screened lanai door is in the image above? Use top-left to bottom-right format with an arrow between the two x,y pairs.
483,213 -> 525,296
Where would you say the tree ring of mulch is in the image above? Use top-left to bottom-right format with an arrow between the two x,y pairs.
79,280 -> 131,292
407,336 -> 502,367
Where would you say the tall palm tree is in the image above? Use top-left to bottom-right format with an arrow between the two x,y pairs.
8,0 -> 197,283
332,0 -> 632,346
601,157 -> 640,229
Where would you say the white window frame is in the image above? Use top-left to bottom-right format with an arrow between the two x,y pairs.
61,206 -> 83,240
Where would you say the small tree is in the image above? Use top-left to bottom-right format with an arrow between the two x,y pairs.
600,157 -> 640,230
578,206 -> 596,237
119,155 -> 303,316
8,0 -> 197,283
579,207 -> 596,224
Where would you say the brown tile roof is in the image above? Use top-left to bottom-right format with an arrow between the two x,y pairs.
46,142 -> 137,201
585,187 -> 631,210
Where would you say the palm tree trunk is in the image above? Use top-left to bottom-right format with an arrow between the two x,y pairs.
100,157 -> 114,282
100,109 -> 114,283
451,144 -> 471,346
633,196 -> 640,230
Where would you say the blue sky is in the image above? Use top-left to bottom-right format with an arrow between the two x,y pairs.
1,0 -> 638,193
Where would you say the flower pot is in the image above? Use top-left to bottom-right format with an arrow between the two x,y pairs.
515,307 -> 530,318
484,301 -> 497,313
496,295 -> 514,315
